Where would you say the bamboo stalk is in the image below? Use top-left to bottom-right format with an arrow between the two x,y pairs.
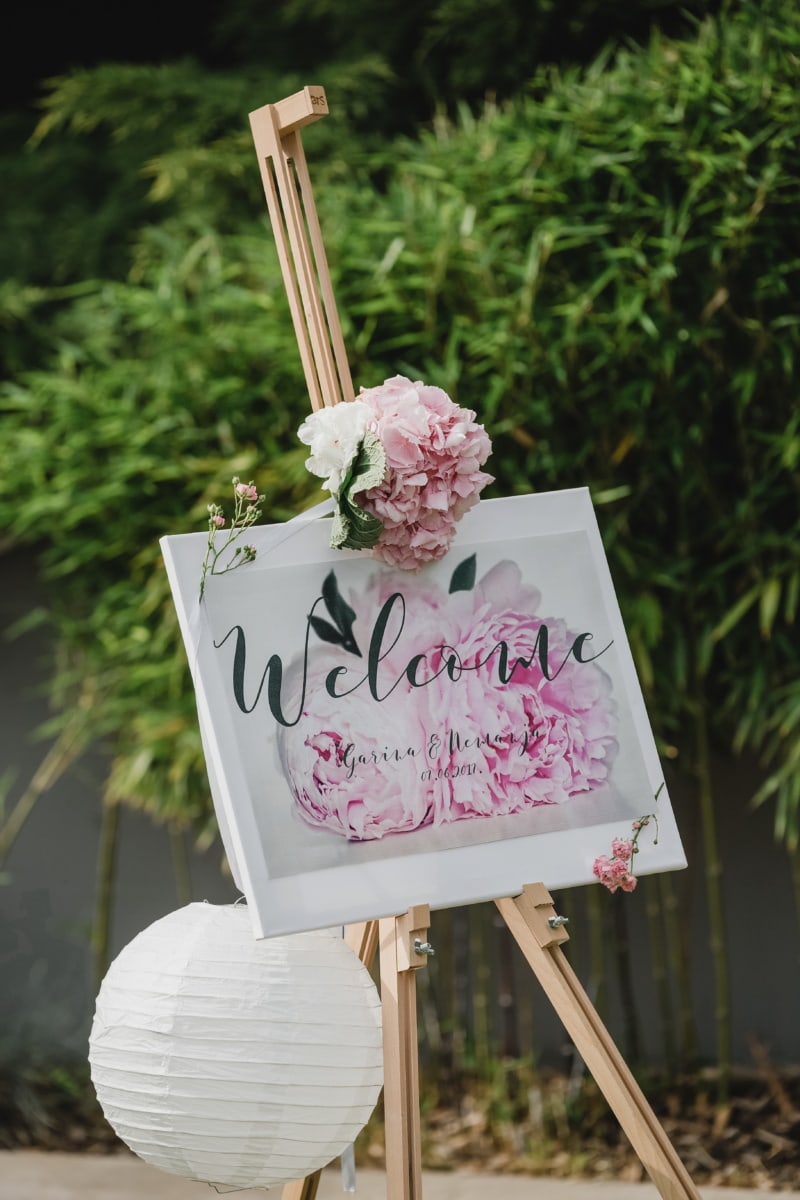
495,909 -> 519,1060
694,697 -> 731,1101
657,871 -> 697,1071
789,847 -> 800,946
586,884 -> 608,1019
0,699 -> 91,866
169,828 -> 192,906
471,904 -> 492,1074
451,907 -> 470,1076
92,800 -> 120,991
611,893 -> 642,1065
644,875 -> 677,1077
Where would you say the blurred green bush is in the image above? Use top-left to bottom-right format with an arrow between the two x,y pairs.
0,1 -> 797,851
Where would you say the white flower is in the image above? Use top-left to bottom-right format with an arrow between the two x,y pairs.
297,400 -> 372,493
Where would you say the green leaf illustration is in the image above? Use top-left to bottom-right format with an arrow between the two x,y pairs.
320,569 -> 361,656
309,615 -> 345,646
449,553 -> 477,593
322,569 -> 356,633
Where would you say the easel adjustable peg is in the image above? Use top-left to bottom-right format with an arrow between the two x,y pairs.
394,905 -> 434,972
507,881 -> 571,948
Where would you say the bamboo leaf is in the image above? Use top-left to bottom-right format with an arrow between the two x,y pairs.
709,586 -> 761,643
785,570 -> 799,625
759,577 -> 781,639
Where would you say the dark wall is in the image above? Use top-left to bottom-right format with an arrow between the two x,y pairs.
1,552 -> 798,1073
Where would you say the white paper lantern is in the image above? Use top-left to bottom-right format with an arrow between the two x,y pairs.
89,903 -> 383,1190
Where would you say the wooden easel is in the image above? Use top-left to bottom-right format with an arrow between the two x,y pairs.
249,87 -> 701,1200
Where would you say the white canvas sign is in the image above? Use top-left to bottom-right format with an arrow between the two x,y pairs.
161,489 -> 685,937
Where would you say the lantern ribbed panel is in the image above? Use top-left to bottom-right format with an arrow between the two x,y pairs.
89,904 -> 383,1189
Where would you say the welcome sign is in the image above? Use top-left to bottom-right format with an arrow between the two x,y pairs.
161,489 -> 686,937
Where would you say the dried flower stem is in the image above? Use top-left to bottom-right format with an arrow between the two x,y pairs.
593,783 -> 663,893
199,478 -> 263,600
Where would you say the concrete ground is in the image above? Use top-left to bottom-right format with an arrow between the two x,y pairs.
1,1154 -> 798,1200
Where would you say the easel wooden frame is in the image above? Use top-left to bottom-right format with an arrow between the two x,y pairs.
249,87 -> 701,1200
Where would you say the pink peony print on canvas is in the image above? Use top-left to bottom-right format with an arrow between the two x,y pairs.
276,557 -> 618,842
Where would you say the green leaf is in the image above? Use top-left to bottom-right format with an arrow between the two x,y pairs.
322,569 -> 357,636
320,569 -> 361,656
759,577 -> 781,639
709,586 -> 761,643
449,553 -> 477,593
785,571 -> 799,625
308,615 -> 344,646
330,433 -> 386,553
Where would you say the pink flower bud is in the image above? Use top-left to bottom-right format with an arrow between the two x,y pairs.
211,514 -> 225,528
236,482 -> 259,503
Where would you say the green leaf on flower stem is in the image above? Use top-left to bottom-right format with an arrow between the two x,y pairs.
449,553 -> 477,593
330,433 -> 386,552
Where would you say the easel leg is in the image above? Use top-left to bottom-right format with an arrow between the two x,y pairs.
497,885 -> 701,1200
280,1176 -> 321,1200
379,907 -> 430,1200
279,920 -> 379,1200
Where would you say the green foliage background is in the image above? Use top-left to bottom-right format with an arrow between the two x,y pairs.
0,0 -> 798,1080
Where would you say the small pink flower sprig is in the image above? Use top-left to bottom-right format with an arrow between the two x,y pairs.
199,477 -> 264,600
593,784 -> 663,894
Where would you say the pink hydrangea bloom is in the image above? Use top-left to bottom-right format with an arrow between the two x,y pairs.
277,560 -> 617,841
355,376 -> 493,569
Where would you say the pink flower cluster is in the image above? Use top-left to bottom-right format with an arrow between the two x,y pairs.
357,376 -> 493,569
593,816 -> 656,893
592,853 -> 637,893
277,561 -> 618,841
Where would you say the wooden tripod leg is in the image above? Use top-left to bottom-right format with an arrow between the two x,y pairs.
281,1176 -> 321,1200
496,885 -> 701,1200
379,906 -> 430,1200
279,920 -> 379,1200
